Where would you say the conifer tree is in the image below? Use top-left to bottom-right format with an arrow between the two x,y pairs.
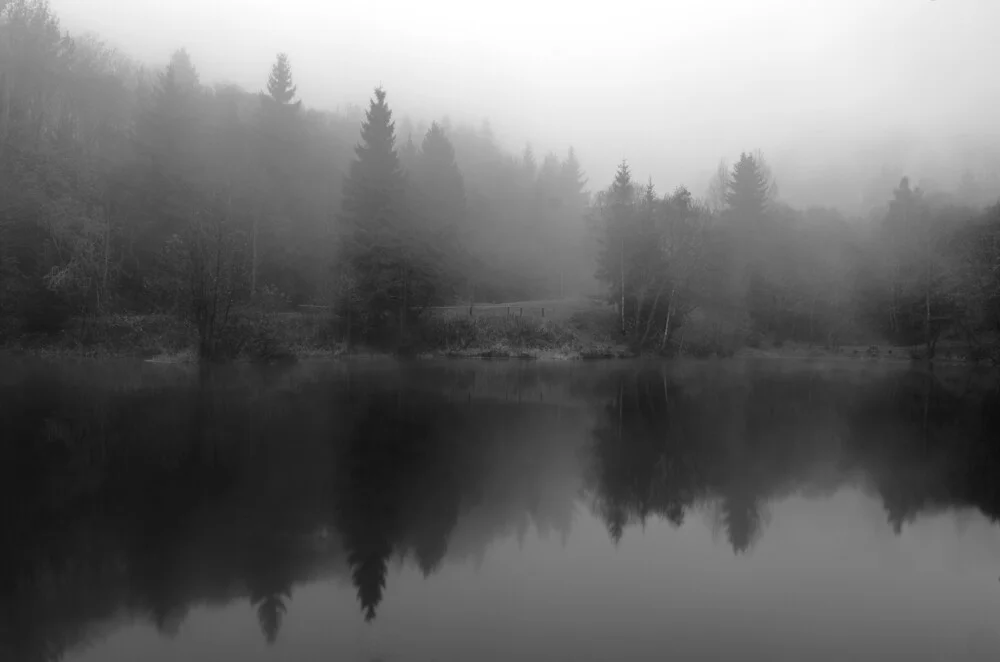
416,121 -> 466,234
726,151 -> 771,224
559,147 -> 588,208
522,144 -> 537,181
341,87 -> 404,237
265,52 -> 299,108
339,87 -> 438,340
399,133 -> 418,174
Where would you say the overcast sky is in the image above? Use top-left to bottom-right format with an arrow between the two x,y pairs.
50,0 -> 1000,196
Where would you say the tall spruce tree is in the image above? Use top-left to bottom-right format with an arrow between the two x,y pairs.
416,122 -> 466,234
265,52 -> 299,108
726,151 -> 771,224
595,160 -> 636,332
559,147 -> 588,208
522,144 -> 537,181
413,121 -> 466,299
339,87 -> 439,341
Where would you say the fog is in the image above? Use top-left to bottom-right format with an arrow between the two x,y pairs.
3,0 -> 1000,361
52,0 -> 1000,202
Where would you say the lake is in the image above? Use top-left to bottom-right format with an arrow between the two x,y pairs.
2,357 -> 1000,662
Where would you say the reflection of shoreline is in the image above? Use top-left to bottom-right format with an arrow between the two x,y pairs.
0,361 -> 997,660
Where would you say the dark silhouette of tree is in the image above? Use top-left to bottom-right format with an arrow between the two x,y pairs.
559,147 -> 588,208
334,390 -> 435,622
245,531 -> 296,645
719,490 -> 765,555
725,151 -> 773,224
406,470 -> 461,576
340,87 -> 403,232
253,592 -> 289,645
415,122 -> 466,232
338,87 -> 443,342
521,144 -> 537,181
595,160 -> 637,333
350,542 -> 391,623
265,52 -> 299,108
399,133 -> 418,174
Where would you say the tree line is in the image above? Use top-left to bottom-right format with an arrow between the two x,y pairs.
2,0 -> 998,361
592,153 -> 1000,360
0,1 -> 590,357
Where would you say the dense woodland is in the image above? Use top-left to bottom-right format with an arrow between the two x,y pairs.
1,1 -> 998,361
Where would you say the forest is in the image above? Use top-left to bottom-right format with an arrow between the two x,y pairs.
1,0 -> 998,362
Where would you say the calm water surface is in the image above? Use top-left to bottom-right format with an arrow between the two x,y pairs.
2,357 -> 1000,662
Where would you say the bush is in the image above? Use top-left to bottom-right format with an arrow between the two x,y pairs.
18,287 -> 73,335
420,316 -> 580,353
681,337 -> 736,359
212,309 -> 295,362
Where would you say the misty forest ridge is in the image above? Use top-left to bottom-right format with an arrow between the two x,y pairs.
1,0 -> 999,365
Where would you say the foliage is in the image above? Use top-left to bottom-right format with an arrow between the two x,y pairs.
421,315 -> 580,354
3,1 -> 1000,362
590,149 -> 1000,360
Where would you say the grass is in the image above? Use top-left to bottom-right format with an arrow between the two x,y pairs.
9,297 -> 991,365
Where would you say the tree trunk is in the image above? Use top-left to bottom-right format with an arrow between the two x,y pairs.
0,72 -> 9,158
659,287 -> 676,351
101,202 -> 111,314
924,248 -> 933,360
251,214 -> 258,297
401,268 -> 408,338
620,237 -> 625,335
808,296 -> 815,345
346,296 -> 352,348
639,283 -> 665,348
924,287 -> 933,360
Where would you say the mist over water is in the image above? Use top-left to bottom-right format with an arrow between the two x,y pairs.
2,359 -> 1000,661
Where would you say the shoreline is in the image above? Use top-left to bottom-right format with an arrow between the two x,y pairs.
2,310 -> 994,367
1,341 -> 990,367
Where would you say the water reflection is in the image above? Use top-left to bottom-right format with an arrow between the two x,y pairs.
0,358 -> 998,660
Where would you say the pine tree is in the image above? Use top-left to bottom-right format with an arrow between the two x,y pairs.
265,52 -> 299,107
339,86 -> 431,340
595,161 -> 636,332
521,144 -> 537,180
726,151 -> 771,224
399,133 -> 418,173
341,86 -> 404,236
412,121 -> 466,299
559,147 -> 588,207
416,122 -> 466,232
536,152 -> 561,209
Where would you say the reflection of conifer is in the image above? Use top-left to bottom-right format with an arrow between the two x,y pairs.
603,503 -> 627,545
336,391 -> 441,621
720,495 -> 764,555
349,543 -> 391,622
412,497 -> 458,577
245,530 -> 295,645
252,591 -> 289,645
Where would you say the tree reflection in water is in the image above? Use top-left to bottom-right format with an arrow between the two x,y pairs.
0,360 -> 997,660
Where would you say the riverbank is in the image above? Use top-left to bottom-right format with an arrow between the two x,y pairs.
0,309 -> 635,363
3,309 -> 995,366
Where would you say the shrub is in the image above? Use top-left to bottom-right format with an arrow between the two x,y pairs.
420,316 -> 580,353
